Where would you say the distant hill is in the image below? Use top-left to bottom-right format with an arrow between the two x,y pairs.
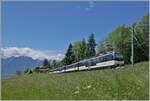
2,56 -> 43,78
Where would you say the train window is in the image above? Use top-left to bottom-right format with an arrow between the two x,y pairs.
96,58 -> 99,63
75,64 -> 77,67
107,54 -> 113,60
72,64 -> 75,68
80,62 -> 85,66
68,65 -> 71,68
93,58 -> 97,63
114,53 -> 123,61
87,60 -> 96,66
82,61 -> 86,66
85,61 -> 88,67
79,62 -> 82,67
115,57 -> 123,61
103,56 -> 107,61
103,54 -> 113,61
71,64 -> 74,68
67,65 -> 70,68
66,64 -> 75,69
97,57 -> 103,62
98,57 -> 100,62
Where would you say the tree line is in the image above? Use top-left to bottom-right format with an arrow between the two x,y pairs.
98,14 -> 149,64
38,14 -> 149,70
46,33 -> 97,69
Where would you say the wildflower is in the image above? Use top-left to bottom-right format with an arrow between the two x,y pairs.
76,86 -> 79,90
82,85 -> 92,90
74,90 -> 79,94
87,85 -> 91,89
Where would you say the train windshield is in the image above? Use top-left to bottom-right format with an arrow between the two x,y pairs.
115,53 -> 123,61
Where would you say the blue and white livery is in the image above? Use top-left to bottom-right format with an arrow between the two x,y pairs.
49,51 -> 124,73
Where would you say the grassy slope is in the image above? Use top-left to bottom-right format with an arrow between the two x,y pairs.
2,62 -> 149,100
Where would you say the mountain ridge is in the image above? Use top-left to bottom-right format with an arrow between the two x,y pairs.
2,56 -> 53,78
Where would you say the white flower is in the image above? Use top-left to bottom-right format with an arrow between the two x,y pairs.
76,86 -> 79,90
87,85 -> 91,89
74,90 -> 79,94
82,85 -> 92,90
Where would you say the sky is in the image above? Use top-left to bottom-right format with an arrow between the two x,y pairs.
2,1 -> 149,60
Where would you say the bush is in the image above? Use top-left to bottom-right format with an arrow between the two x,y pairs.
24,68 -> 29,74
24,68 -> 33,74
28,70 -> 33,74
33,67 -> 40,73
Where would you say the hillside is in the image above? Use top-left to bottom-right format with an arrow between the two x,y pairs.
2,62 -> 149,100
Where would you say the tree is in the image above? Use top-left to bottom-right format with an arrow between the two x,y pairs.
136,14 -> 149,60
50,60 -> 57,68
80,39 -> 87,60
43,58 -> 49,67
72,39 -> 87,62
97,25 -> 132,64
28,70 -> 33,74
24,68 -> 30,74
64,43 -> 76,65
54,39 -> 87,67
97,40 -> 113,54
99,14 -> 149,64
106,25 -> 132,64
72,41 -> 82,62
86,33 -> 96,58
24,68 -> 33,74
73,40 -> 87,61
33,67 -> 40,73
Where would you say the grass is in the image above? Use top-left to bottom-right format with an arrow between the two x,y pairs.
2,61 -> 149,100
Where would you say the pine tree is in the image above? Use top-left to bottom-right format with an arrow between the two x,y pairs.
43,58 -> 49,66
80,39 -> 87,60
86,33 -> 96,58
64,43 -> 76,65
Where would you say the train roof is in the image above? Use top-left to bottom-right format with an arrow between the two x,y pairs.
79,51 -> 115,62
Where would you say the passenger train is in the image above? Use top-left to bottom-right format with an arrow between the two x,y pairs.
49,51 -> 124,73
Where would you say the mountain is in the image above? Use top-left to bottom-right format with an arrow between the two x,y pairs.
2,56 -> 43,78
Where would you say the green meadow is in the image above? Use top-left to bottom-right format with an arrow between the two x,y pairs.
2,62 -> 149,100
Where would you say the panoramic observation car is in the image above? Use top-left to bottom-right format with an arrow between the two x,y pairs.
49,51 -> 124,73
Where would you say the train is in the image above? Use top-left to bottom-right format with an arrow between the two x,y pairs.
49,51 -> 124,73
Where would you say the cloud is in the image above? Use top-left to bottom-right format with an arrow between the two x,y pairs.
1,47 -> 65,61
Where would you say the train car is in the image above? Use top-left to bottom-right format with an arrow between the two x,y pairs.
49,51 -> 124,73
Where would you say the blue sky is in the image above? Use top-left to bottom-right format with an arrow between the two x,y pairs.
2,1 -> 149,54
